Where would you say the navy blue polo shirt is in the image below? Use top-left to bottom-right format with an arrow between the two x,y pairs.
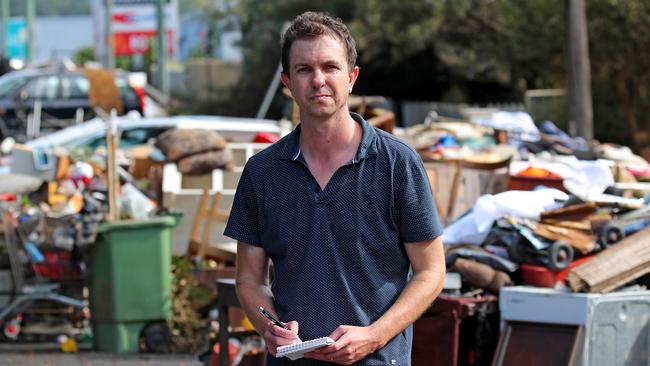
224,113 -> 442,366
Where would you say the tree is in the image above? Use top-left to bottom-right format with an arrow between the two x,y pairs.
222,0 -> 649,147
587,0 -> 650,147
74,46 -> 95,65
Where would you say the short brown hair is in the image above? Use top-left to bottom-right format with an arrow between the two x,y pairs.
281,11 -> 357,75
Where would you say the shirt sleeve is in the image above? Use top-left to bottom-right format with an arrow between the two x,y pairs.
223,162 -> 263,246
394,151 -> 443,243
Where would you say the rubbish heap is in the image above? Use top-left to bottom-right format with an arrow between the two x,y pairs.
395,111 -> 650,296
0,125 -> 237,348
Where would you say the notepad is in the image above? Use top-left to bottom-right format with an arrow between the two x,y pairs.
276,336 -> 334,360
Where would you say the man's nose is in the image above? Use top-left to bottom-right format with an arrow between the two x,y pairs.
311,69 -> 326,87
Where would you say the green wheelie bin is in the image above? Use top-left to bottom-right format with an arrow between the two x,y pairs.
88,216 -> 177,353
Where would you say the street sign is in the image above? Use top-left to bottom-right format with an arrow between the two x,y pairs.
7,18 -> 27,59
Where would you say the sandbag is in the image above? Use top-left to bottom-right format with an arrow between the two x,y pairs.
177,149 -> 234,175
156,129 -> 228,162
451,258 -> 512,293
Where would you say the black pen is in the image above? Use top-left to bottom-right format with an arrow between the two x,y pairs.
259,306 -> 289,330
259,307 -> 301,341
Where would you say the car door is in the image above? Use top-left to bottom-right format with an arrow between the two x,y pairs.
14,74 -> 64,137
59,74 -> 93,122
19,74 -> 64,121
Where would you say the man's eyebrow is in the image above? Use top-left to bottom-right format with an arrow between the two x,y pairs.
295,59 -> 342,67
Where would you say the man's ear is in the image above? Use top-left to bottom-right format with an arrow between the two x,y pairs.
348,66 -> 359,90
281,72 -> 291,90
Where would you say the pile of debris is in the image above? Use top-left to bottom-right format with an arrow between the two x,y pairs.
403,111 -> 650,296
0,123 -> 239,344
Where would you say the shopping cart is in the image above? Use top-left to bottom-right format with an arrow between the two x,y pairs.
0,205 -> 87,341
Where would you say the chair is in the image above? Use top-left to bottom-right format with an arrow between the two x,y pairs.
185,188 -> 237,264
424,157 -> 512,225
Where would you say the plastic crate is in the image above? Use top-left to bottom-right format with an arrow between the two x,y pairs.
520,255 -> 594,288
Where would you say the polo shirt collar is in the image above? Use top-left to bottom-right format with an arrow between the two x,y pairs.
278,112 -> 378,162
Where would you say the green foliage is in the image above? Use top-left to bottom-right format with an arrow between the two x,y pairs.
196,0 -> 649,145
168,256 -> 212,353
115,56 -> 132,71
74,46 -> 95,65
587,0 -> 650,145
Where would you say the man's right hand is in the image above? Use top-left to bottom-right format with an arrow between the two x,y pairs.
263,320 -> 301,356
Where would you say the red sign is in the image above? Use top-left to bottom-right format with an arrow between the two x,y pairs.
112,30 -> 174,56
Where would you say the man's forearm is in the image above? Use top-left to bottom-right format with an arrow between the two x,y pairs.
236,279 -> 277,336
369,266 -> 445,346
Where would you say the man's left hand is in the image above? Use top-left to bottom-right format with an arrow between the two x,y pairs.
305,325 -> 384,365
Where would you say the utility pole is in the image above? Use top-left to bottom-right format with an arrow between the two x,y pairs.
105,0 -> 114,69
1,0 -> 8,57
26,0 -> 34,63
156,0 -> 168,107
565,0 -> 593,140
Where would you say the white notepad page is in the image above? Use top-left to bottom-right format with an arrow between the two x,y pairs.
276,337 -> 334,360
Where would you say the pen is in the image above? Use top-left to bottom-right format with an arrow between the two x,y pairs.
259,306 -> 289,330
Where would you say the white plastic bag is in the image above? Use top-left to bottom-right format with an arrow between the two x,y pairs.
119,183 -> 156,220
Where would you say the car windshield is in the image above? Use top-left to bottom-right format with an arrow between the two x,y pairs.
0,74 -> 29,97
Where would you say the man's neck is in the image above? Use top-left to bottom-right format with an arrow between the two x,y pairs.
299,108 -> 360,161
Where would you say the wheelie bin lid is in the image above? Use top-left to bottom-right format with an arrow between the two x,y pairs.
97,216 -> 177,234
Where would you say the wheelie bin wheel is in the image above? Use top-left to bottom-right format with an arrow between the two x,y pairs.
142,322 -> 171,353
547,241 -> 574,271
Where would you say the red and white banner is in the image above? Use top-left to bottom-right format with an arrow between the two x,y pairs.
93,0 -> 178,57
113,30 -> 175,56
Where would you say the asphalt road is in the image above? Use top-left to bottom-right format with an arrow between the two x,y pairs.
0,353 -> 203,366
0,343 -> 203,366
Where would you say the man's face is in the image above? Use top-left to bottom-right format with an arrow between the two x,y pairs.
281,35 -> 359,121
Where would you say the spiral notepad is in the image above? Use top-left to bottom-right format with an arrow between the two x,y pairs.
276,337 -> 334,360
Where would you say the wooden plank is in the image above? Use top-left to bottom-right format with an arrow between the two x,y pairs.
424,167 -> 444,220
540,203 -> 596,222
447,161 -> 464,220
106,117 -> 119,222
198,192 -> 223,258
567,225 -> 650,293
366,110 -> 395,133
534,223 -> 595,254
186,188 -> 210,256
540,219 -> 592,231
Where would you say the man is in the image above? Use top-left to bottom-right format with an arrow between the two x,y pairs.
225,11 -> 445,365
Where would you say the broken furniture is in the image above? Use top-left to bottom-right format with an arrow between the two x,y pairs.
185,188 -> 236,263
162,142 -> 269,254
412,294 -> 499,366
423,157 -> 511,224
